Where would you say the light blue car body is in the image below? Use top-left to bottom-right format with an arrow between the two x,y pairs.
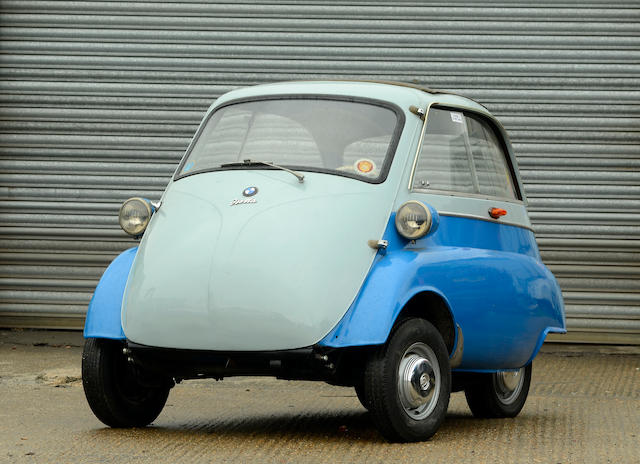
84,81 -> 566,372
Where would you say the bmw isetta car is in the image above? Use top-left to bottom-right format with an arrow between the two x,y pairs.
82,81 -> 566,442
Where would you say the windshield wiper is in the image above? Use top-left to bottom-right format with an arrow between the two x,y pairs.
220,159 -> 305,183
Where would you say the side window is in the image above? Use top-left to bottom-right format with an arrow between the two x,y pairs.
412,107 -> 517,200
465,114 -> 516,199
411,108 -> 475,193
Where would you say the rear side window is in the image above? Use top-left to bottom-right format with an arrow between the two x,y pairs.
412,107 -> 518,200
412,108 -> 475,193
466,114 -> 516,198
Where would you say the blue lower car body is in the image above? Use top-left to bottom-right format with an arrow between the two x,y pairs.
83,247 -> 137,340
84,215 -> 565,371
318,215 -> 566,370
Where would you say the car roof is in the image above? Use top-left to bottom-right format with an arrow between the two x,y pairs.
328,79 -> 488,107
197,80 -> 525,203
214,80 -> 489,114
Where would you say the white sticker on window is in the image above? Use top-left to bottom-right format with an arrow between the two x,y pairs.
450,112 -> 463,124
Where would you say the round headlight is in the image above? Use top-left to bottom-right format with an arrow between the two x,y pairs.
119,197 -> 152,236
395,201 -> 432,240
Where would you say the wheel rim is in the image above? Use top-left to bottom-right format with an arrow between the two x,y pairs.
493,367 -> 526,405
397,342 -> 441,420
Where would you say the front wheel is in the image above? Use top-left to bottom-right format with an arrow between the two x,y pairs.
464,364 -> 532,418
82,338 -> 170,427
364,318 -> 451,442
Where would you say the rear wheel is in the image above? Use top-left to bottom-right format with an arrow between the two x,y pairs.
364,318 -> 451,442
82,338 -> 171,427
464,364 -> 532,418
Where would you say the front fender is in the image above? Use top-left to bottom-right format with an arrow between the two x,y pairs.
83,247 -> 138,339
318,249 -> 457,350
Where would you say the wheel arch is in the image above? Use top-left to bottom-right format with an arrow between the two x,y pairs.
391,290 -> 457,356
318,277 -> 461,362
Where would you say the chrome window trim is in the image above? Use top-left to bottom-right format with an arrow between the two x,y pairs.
411,187 -> 525,206
407,102 -> 523,201
438,211 -> 534,232
407,101 -> 436,191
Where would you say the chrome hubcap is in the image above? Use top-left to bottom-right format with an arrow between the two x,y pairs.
397,343 -> 440,419
494,367 -> 526,405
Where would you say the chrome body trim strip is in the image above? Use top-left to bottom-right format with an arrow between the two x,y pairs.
412,187 -> 525,205
438,211 -> 534,232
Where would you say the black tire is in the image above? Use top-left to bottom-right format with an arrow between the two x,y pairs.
354,379 -> 370,410
464,364 -> 532,418
364,318 -> 451,442
82,338 -> 170,428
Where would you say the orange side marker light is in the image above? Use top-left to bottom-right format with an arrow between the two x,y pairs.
489,208 -> 507,219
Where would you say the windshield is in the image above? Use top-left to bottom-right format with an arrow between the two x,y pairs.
175,98 -> 402,183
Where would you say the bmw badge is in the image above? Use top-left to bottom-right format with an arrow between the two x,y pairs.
242,186 -> 258,197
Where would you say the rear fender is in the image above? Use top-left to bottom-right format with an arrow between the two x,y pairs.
318,216 -> 565,370
83,247 -> 138,339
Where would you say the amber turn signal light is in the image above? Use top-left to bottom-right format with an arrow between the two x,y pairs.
489,208 -> 507,219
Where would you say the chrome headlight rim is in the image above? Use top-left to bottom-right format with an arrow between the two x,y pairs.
118,197 -> 153,237
395,200 -> 433,240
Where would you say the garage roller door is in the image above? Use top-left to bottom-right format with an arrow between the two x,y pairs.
0,1 -> 638,343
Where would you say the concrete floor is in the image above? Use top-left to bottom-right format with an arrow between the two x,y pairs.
1,329 -> 638,464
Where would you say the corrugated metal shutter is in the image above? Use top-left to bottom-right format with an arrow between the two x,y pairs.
0,1 -> 638,343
